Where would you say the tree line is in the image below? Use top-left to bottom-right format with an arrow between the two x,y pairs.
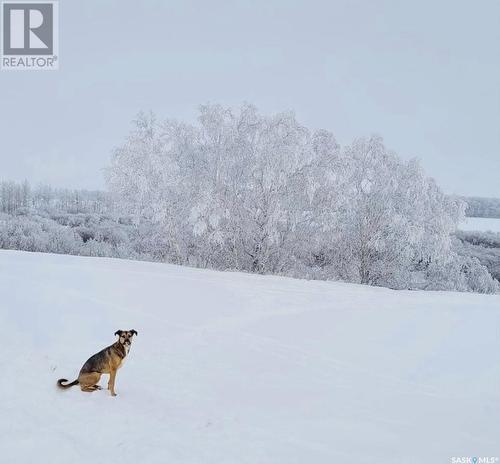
1,104 -> 498,293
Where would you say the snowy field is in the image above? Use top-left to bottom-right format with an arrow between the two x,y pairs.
459,217 -> 500,232
0,250 -> 499,464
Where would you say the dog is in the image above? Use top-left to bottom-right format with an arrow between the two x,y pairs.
57,329 -> 137,396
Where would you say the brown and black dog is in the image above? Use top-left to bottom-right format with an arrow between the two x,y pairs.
57,329 -> 137,396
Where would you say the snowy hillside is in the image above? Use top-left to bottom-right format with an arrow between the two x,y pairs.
0,250 -> 499,464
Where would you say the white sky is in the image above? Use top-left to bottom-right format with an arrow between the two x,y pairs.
0,0 -> 499,197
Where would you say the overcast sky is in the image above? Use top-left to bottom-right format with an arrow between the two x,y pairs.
0,0 -> 499,197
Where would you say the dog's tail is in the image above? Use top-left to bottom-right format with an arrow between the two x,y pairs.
57,378 -> 79,389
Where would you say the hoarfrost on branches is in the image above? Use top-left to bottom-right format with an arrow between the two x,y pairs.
104,104 -> 497,293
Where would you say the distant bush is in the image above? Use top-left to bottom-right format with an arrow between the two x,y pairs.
461,196 -> 500,218
455,232 -> 500,282
423,251 -> 499,294
455,230 -> 500,248
0,210 -> 135,259
0,215 -> 82,254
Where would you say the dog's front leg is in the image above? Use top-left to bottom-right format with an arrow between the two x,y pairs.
108,369 -> 117,396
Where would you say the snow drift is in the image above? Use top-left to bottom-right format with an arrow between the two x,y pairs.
0,250 -> 499,463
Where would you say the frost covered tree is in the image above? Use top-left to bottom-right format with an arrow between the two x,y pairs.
312,136 -> 465,289
105,103 -> 497,293
191,104 -> 316,273
106,105 -> 317,273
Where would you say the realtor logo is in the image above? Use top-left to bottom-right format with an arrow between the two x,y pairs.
1,1 -> 58,70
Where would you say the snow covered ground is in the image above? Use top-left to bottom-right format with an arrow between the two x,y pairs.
459,217 -> 500,233
0,250 -> 499,464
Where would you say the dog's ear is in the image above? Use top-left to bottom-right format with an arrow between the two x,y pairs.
114,330 -> 123,337
130,329 -> 138,336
